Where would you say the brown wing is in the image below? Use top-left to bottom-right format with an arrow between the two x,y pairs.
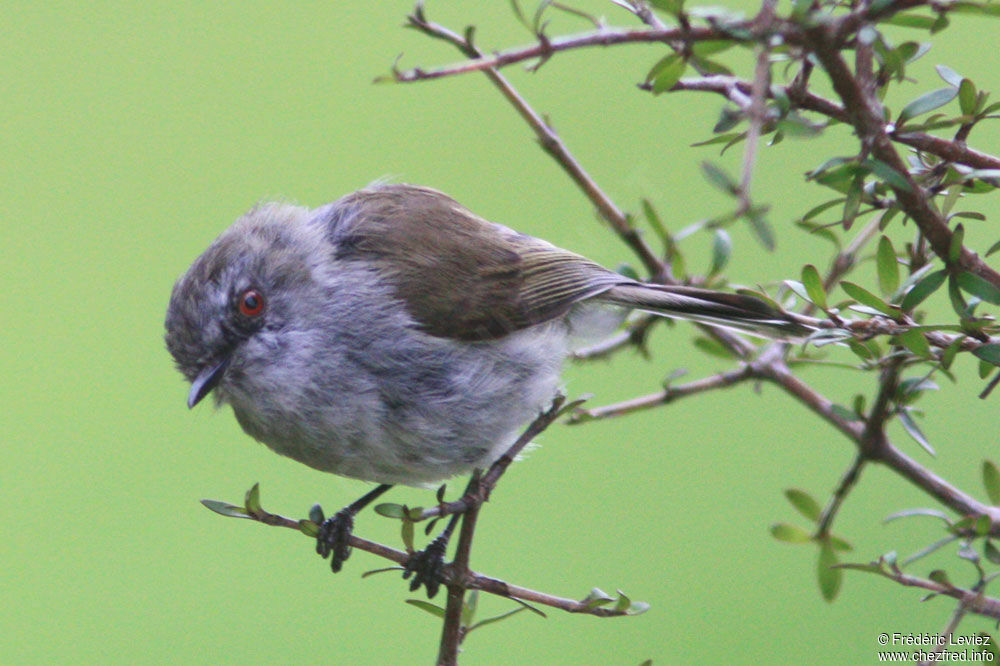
326,184 -> 626,340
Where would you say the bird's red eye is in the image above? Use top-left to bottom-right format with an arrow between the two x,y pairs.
238,289 -> 265,317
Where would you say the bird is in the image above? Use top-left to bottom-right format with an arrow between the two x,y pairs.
165,183 -> 804,588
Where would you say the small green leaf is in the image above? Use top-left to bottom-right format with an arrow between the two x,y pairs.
984,460 -> 1000,505
771,523 -> 812,543
708,229 -> 732,276
200,499 -> 252,519
817,543 -> 842,601
801,264 -> 827,309
461,590 -> 478,627
746,208 -> 775,251
901,269 -> 947,310
941,335 -> 965,370
862,159 -> 913,192
973,343 -> 1000,367
650,55 -> 687,95
298,519 -> 319,537
898,87 -> 959,125
841,281 -> 897,316
959,78 -> 978,115
832,403 -> 864,421
693,336 -> 736,359
406,599 -> 447,618
582,587 -> 615,609
701,161 -> 738,194
949,223 -> 965,264
985,539 -> 1000,564
876,236 -> 900,296
957,271 -> 1000,305
898,328 -> 932,359
614,590 -> 631,612
936,64 -> 964,87
899,408 -> 935,456
374,503 -> 408,519
928,569 -> 952,586
785,489 -> 822,522
245,483 -> 262,515
843,173 -> 863,228
830,536 -> 853,552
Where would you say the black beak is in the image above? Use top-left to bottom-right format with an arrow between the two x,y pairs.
188,356 -> 230,409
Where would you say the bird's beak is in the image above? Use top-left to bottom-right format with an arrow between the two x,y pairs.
187,356 -> 230,409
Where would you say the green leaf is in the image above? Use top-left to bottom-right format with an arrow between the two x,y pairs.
582,587 -> 615,609
928,569 -> 952,586
901,269 -> 947,311
986,539 -> 1000,564
941,335 -> 965,370
817,543 -> 842,601
949,223 -> 965,264
298,519 -> 319,537
374,503 -> 408,519
885,12 -> 936,28
936,64 -> 964,87
771,523 -> 813,543
245,483 -> 262,515
693,336 -> 736,359
406,599 -> 446,618
843,173 -> 863,228
876,236 -> 900,296
898,87 -> 959,125
832,403 -> 864,421
959,78 -> 978,115
973,343 -> 1000,367
898,328 -> 932,359
862,158 -> 913,192
899,408 -> 935,456
841,281 -> 897,316
801,198 -> 846,222
785,489 -> 822,522
985,461 -> 1000,505
200,499 -> 252,519
647,54 -> 688,95
957,271 -> 1000,305
650,0 -> 685,16
466,606 -> 530,633
746,208 -> 775,251
801,264 -> 827,309
708,229 -> 731,276
701,161 -> 738,194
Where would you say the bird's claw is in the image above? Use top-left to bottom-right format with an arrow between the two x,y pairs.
316,509 -> 355,573
403,534 -> 449,598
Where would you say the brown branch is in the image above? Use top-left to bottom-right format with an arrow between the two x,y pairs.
437,475 -> 481,665
807,26 -> 1000,288
393,25 -> 727,83
876,569 -> 1000,621
668,75 -> 1000,171
406,8 -> 760,360
567,364 -> 755,423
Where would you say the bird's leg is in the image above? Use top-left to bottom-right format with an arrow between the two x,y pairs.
402,473 -> 481,598
316,483 -> 393,573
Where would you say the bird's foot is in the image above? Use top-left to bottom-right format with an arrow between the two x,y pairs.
316,509 -> 355,573
402,533 -> 450,598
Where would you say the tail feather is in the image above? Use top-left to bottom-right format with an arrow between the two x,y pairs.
600,284 -> 810,339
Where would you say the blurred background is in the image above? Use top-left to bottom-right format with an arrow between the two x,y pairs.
4,1 -> 1000,663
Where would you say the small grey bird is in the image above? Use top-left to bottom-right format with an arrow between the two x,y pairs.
165,183 -> 802,581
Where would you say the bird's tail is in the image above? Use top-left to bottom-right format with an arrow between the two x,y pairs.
600,283 -> 811,339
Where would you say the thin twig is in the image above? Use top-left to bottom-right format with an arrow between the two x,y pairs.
816,454 -> 867,538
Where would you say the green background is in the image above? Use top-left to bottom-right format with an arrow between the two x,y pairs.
4,1 -> 1000,663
